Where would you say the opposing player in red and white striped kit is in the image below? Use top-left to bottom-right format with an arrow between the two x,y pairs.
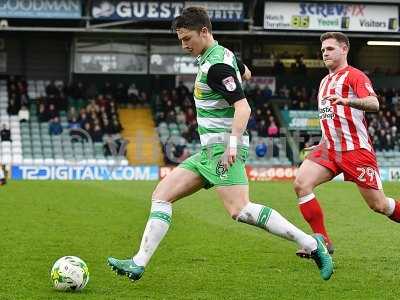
294,32 -> 400,257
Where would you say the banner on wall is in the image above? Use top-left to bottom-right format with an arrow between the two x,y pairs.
0,0 -> 82,19
282,110 -> 321,131
380,168 -> 400,182
92,1 -> 243,21
246,166 -> 298,181
12,165 -> 400,182
11,165 -> 159,180
185,2 -> 243,21
264,2 -> 399,32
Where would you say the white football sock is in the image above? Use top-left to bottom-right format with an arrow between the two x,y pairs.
132,200 -> 172,267
237,202 -> 317,253
384,197 -> 396,216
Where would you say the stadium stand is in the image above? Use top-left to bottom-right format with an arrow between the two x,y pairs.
7,78 -> 130,166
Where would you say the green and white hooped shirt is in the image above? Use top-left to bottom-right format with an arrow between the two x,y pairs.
193,41 -> 249,149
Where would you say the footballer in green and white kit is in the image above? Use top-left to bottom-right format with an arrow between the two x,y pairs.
107,6 -> 334,283
180,41 -> 249,188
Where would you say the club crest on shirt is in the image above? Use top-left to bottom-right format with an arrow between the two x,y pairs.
222,76 -> 236,92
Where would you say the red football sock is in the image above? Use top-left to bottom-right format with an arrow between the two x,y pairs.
299,198 -> 331,244
389,201 -> 400,223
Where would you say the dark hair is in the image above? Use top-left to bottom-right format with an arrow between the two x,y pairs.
320,32 -> 350,49
171,6 -> 212,32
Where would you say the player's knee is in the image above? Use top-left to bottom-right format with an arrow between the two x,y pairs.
293,177 -> 306,195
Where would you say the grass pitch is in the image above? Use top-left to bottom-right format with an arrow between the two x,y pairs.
0,180 -> 399,299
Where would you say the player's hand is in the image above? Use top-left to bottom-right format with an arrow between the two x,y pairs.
324,95 -> 350,106
221,146 -> 237,169
303,145 -> 317,152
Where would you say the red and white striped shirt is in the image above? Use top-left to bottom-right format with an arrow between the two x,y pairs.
318,65 -> 376,152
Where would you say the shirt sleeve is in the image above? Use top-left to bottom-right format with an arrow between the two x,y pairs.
206,63 -> 245,105
351,73 -> 377,98
236,58 -> 245,76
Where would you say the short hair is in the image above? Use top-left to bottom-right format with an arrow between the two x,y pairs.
171,6 -> 212,32
320,32 -> 350,49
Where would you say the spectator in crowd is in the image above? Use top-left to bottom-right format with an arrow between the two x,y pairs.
165,110 -> 176,124
91,124 -> 104,143
0,124 -> 11,142
267,116 -> 279,137
38,103 -> 50,122
96,94 -> 108,109
272,58 -> 285,75
7,96 -> 19,115
127,83 -> 139,105
102,119 -> 114,135
67,106 -> 78,121
176,109 -> 186,125
257,120 -> 268,137
185,107 -> 196,125
79,111 -> 89,128
278,85 -> 290,99
49,117 -> 63,135
68,116 -> 81,130
138,91 -> 149,107
68,116 -> 82,142
111,118 -> 123,134
46,81 -> 60,98
48,103 -> 59,120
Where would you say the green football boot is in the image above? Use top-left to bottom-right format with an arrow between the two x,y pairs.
107,257 -> 145,281
296,241 -> 334,258
310,234 -> 334,281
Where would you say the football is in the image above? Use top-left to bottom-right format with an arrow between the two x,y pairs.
50,256 -> 89,291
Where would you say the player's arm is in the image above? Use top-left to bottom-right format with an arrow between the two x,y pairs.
326,95 -> 379,112
326,75 -> 379,112
207,63 -> 251,166
231,99 -> 251,140
348,96 -> 379,112
236,58 -> 252,81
